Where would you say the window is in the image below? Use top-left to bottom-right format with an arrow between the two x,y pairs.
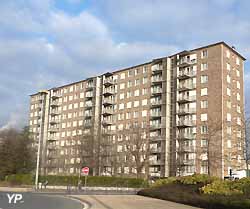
237,117 -> 241,125
237,93 -> 240,101
201,139 -> 208,147
70,86 -> 74,92
227,88 -> 231,96
143,77 -> 148,84
201,75 -> 208,84
80,102 -> 84,107
127,102 -> 132,108
135,79 -> 140,86
120,73 -> 125,79
227,126 -> 231,135
227,75 -> 231,83
142,110 -> 147,117
201,125 -> 208,134
226,63 -> 231,71
135,68 -> 139,75
142,88 -> 148,95
119,103 -> 124,110
134,101 -> 139,107
127,91 -> 132,98
201,63 -> 208,71
128,70 -> 133,77
227,140 -> 232,148
120,93 -> 125,100
227,113 -> 231,122
134,89 -> 140,96
74,103 -> 78,109
69,95 -> 73,101
126,112 -> 131,119
68,104 -> 72,110
201,50 -> 208,58
237,105 -> 241,113
226,50 -> 230,58
120,83 -> 125,89
236,70 -> 240,77
227,101 -> 231,109
142,99 -> 147,106
201,113 -> 207,122
127,80 -> 132,87
80,92 -> 84,98
134,111 -> 139,118
237,81 -> 240,89
143,66 -> 148,73
236,57 -> 240,65
201,88 -> 208,96
201,100 -> 208,109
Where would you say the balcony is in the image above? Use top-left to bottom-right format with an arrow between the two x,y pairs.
177,120 -> 196,127
51,100 -> 60,107
178,83 -> 196,92
34,113 -> 42,118
177,146 -> 195,153
103,88 -> 115,96
151,64 -> 163,74
151,100 -> 162,106
84,112 -> 93,118
151,88 -> 162,95
49,118 -> 60,124
177,95 -> 196,103
102,109 -> 114,116
103,98 -> 115,106
86,91 -> 93,98
47,144 -> 57,150
150,111 -> 162,118
35,104 -> 43,110
84,121 -> 92,128
177,108 -> 196,115
48,127 -> 59,132
102,118 -> 113,126
103,78 -> 114,87
102,129 -> 115,135
150,124 -> 162,130
86,82 -> 94,90
177,71 -> 196,80
85,102 -> 93,109
178,58 -> 197,67
150,147 -> 162,153
50,109 -> 61,115
181,159 -> 195,165
177,133 -> 196,140
149,159 -> 164,165
51,92 -> 62,99
151,76 -> 163,84
48,136 -> 59,141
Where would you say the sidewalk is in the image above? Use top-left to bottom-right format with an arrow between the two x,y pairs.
0,186 -> 33,192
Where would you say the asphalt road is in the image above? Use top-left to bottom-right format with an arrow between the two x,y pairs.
0,192 -> 83,209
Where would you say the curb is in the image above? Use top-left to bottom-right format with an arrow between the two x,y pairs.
67,195 -> 92,209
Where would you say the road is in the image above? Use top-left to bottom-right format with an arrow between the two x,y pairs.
0,192 -> 83,209
73,195 -> 201,209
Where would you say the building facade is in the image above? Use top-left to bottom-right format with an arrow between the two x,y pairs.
29,42 -> 246,178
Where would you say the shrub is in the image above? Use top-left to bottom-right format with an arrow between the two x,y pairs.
201,180 -> 243,196
5,174 -> 34,185
151,177 -> 177,187
179,174 -> 218,185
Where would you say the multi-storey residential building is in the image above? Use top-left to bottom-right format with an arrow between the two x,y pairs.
29,42 -> 246,178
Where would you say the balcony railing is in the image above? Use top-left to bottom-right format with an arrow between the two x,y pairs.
102,118 -> 113,126
177,108 -> 196,115
103,98 -> 115,106
85,102 -> 93,108
86,92 -> 93,98
102,109 -> 114,115
150,124 -> 162,129
151,77 -> 163,83
50,109 -> 61,115
151,65 -> 163,74
151,88 -> 162,94
178,83 -> 196,91
51,100 -> 61,106
103,88 -> 115,96
177,120 -> 196,127
49,118 -> 60,124
177,95 -> 196,103
103,78 -> 114,86
177,133 -> 196,140
178,58 -> 197,66
149,159 -> 164,165
48,136 -> 59,141
150,147 -> 162,153
150,111 -> 162,117
181,159 -> 195,165
177,71 -> 196,79
51,92 -> 62,98
177,146 -> 195,153
47,144 -> 57,150
85,112 -> 93,118
48,127 -> 59,132
151,100 -> 162,106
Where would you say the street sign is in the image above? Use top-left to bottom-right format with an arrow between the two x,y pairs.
82,167 -> 89,175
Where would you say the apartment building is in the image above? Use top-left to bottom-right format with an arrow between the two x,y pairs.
29,42 -> 246,178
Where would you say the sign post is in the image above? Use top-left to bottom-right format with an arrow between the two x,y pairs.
81,167 -> 89,188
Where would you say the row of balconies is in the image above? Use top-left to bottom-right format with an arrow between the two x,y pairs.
177,107 -> 196,115
177,70 -> 196,80
177,95 -> 196,103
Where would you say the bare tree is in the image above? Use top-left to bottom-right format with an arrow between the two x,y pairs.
118,125 -> 151,179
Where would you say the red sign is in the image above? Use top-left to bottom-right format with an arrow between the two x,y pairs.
82,167 -> 89,175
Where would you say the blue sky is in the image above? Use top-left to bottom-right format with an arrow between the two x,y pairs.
0,0 -> 249,129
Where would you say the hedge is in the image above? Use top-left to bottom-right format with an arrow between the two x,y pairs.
5,174 -> 148,188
